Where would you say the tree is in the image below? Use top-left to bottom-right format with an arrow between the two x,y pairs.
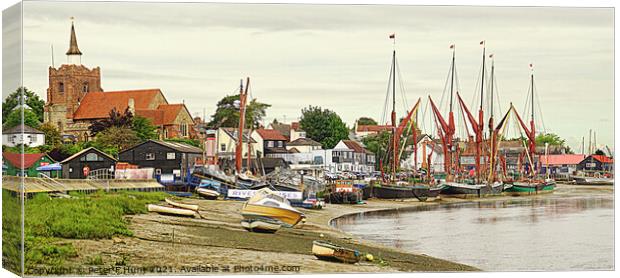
89,107 -> 133,135
207,95 -> 271,128
38,122 -> 62,148
92,126 -> 140,157
362,130 -> 391,157
132,116 -> 159,141
594,149 -> 606,156
2,87 -> 45,123
356,117 -> 378,126
535,133 -> 566,146
3,108 -> 41,129
299,106 -> 349,149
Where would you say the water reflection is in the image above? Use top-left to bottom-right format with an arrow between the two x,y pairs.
332,194 -> 614,271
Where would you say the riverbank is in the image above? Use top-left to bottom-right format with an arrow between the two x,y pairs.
16,183 -> 611,275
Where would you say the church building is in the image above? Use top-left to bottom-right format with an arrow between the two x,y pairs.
43,22 -> 195,141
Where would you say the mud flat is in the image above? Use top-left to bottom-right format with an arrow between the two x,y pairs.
58,183 -> 608,274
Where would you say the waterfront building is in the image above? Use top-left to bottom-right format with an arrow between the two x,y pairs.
2,124 -> 45,147
215,127 -> 260,159
2,152 -> 57,177
252,128 -> 289,157
59,147 -> 117,179
118,140 -> 203,185
539,154 -> 585,178
577,155 -> 614,172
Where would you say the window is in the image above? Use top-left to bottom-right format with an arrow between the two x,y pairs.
220,144 -> 226,152
299,132 -> 306,138
82,153 -> 101,162
30,135 -> 37,143
9,135 -> 15,143
181,122 -> 188,137
59,82 -> 64,93
277,141 -> 283,148
82,82 -> 89,93
167,152 -> 176,160
146,153 -> 155,160
268,141 -> 274,148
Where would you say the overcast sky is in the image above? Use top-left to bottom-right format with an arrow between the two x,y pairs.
5,1 -> 614,152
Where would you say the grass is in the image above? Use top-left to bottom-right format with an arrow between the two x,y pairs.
2,189 -> 168,274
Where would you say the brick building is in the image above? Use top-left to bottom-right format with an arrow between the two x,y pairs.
43,22 -> 194,141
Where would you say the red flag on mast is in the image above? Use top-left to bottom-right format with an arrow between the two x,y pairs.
450,44 -> 454,49
389,33 -> 395,39
480,40 -> 484,45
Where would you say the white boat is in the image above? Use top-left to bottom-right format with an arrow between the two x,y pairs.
147,204 -> 198,217
197,187 -> 220,199
240,188 -> 305,227
165,198 -> 199,211
240,218 -> 281,233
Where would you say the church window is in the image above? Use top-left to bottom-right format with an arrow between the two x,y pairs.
181,122 -> 188,137
82,82 -> 89,93
59,82 -> 64,93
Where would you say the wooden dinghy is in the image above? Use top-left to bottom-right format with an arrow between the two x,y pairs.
147,204 -> 198,218
165,198 -> 199,211
312,240 -> 360,264
240,218 -> 281,233
197,187 -> 220,200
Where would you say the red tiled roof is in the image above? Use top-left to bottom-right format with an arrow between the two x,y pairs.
356,125 -> 392,133
157,104 -> 184,125
73,89 -> 164,119
135,109 -> 165,125
2,152 -> 46,169
591,155 -> 613,163
256,129 -> 288,141
539,154 -> 585,165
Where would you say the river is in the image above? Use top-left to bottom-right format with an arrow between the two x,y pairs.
331,185 -> 614,271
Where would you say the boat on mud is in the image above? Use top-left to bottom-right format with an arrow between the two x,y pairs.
147,204 -> 198,218
505,179 -> 556,195
240,217 -> 282,233
240,188 -> 305,227
312,240 -> 361,264
572,176 -> 614,186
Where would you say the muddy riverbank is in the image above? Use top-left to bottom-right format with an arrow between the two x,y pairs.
57,183 -> 608,274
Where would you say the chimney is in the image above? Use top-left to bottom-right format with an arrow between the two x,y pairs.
128,98 -> 135,114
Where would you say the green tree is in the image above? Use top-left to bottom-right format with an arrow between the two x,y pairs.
92,127 -> 140,157
362,131 -> 391,156
38,122 -> 62,149
3,108 -> 41,129
535,133 -> 566,146
594,149 -> 606,156
132,116 -> 159,141
2,87 -> 45,123
356,117 -> 378,126
207,95 -> 271,128
89,107 -> 133,136
299,106 -> 349,149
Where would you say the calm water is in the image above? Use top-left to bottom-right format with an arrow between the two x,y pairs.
331,190 -> 614,271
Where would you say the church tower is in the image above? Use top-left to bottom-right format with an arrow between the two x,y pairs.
44,20 -> 103,133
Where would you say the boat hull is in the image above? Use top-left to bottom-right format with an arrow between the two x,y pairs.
197,188 -> 220,200
440,182 -> 503,198
372,184 -> 436,201
147,204 -> 198,217
572,176 -> 614,186
241,204 -> 304,227
504,181 -> 555,195
312,240 -> 360,264
240,219 -> 281,233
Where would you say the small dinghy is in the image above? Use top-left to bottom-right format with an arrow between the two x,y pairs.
240,218 -> 281,233
165,198 -> 199,211
312,240 -> 360,264
197,187 -> 220,200
147,204 -> 198,218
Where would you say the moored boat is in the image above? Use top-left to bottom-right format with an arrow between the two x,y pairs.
504,179 -> 555,195
197,187 -> 220,199
312,240 -> 361,264
240,218 -> 281,233
164,198 -> 199,211
240,188 -> 305,227
147,204 -> 198,217
572,176 -> 614,186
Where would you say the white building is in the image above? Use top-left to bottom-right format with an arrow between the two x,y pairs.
216,127 -> 262,159
2,124 -> 45,147
402,135 -> 445,172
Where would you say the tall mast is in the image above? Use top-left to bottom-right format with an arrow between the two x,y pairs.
475,41 -> 486,182
235,78 -> 249,174
529,65 -> 536,175
447,45 -> 456,179
488,55 -> 495,140
391,48 -> 397,181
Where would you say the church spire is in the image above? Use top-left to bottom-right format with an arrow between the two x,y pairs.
66,18 -> 82,64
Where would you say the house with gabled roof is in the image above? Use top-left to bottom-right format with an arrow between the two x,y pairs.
2,124 -> 45,147
2,152 -> 57,177
59,147 -> 117,179
578,154 -> 614,172
216,127 -> 261,160
252,128 -> 289,157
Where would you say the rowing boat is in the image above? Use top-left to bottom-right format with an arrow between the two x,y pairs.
312,240 -> 360,264
147,204 -> 198,217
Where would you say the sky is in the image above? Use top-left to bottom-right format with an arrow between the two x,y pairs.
4,1 -> 614,153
